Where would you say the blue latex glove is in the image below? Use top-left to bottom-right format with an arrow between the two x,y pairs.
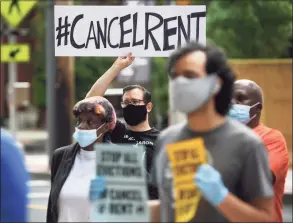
194,164 -> 228,206
89,176 -> 106,201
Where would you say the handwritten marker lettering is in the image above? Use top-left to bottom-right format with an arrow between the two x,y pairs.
54,6 -> 206,57
91,144 -> 150,222
55,16 -> 71,46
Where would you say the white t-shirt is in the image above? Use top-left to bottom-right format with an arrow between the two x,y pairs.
58,149 -> 96,222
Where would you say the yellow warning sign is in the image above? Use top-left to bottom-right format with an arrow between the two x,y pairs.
167,137 -> 207,222
0,0 -> 38,28
1,44 -> 30,63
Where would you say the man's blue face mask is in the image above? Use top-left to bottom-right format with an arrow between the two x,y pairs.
228,102 -> 260,124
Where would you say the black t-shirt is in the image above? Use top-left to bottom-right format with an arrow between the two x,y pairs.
109,120 -> 160,200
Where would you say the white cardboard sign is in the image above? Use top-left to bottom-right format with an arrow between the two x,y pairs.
91,144 -> 149,222
54,6 -> 206,57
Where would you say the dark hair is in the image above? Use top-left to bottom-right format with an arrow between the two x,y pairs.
73,96 -> 116,130
167,41 -> 236,116
123,85 -> 152,103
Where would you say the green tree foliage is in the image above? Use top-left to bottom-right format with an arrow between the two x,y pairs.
30,0 -> 292,125
75,57 -> 114,102
30,6 -> 114,108
207,0 -> 293,58
30,7 -> 46,109
151,57 -> 169,121
151,0 -> 292,121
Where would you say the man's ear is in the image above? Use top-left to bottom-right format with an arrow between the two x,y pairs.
146,102 -> 153,113
256,103 -> 263,113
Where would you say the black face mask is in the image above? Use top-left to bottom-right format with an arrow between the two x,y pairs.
123,104 -> 147,126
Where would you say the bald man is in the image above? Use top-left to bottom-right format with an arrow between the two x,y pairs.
229,79 -> 289,222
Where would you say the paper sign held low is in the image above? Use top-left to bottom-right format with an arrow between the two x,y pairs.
92,144 -> 149,222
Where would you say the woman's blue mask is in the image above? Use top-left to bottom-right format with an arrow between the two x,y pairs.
73,123 -> 105,148
228,103 -> 259,124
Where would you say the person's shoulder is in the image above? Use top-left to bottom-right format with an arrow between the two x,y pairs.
110,119 -> 126,143
157,122 -> 186,142
265,126 -> 286,142
0,128 -> 22,155
226,118 -> 263,146
149,127 -> 160,135
1,128 -> 15,144
53,143 -> 77,158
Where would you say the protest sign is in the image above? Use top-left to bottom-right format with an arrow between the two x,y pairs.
54,5 -> 206,57
167,138 -> 207,222
92,144 -> 149,222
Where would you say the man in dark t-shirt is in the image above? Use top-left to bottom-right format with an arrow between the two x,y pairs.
86,54 -> 159,199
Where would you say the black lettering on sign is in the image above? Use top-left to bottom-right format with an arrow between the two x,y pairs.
132,12 -> 144,46
145,13 -> 163,51
108,17 -> 119,48
110,189 -> 142,201
98,204 -> 106,213
96,165 -> 142,177
124,153 -> 138,163
109,203 -> 133,215
174,163 -> 198,175
70,14 -> 85,49
85,21 -> 98,48
179,188 -> 199,200
174,149 -> 199,162
62,11 -> 206,51
101,151 -> 121,163
190,149 -> 199,159
136,205 -> 145,214
178,15 -> 190,47
174,150 -> 188,162
119,14 -> 132,48
163,16 -> 177,51
96,18 -> 107,48
178,203 -> 193,214
190,11 -> 206,41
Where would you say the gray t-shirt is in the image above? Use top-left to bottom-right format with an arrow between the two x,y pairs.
150,118 -> 274,222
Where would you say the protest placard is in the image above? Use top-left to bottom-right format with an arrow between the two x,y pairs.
91,144 -> 149,222
167,138 -> 208,222
54,5 -> 206,57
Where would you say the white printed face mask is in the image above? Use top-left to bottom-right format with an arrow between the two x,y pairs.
72,123 -> 105,148
169,74 -> 220,114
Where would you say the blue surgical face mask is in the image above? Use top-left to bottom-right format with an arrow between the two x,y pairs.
228,103 -> 259,124
73,123 -> 105,148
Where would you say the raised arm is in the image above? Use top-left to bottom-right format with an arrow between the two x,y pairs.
85,53 -> 135,98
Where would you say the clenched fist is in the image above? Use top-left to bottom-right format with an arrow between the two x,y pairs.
112,52 -> 135,71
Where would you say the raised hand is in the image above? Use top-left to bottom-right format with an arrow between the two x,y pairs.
112,52 -> 135,70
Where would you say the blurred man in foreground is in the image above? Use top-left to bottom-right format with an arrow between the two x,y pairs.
1,128 -> 29,222
229,79 -> 289,222
149,42 -> 274,222
86,54 -> 159,199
